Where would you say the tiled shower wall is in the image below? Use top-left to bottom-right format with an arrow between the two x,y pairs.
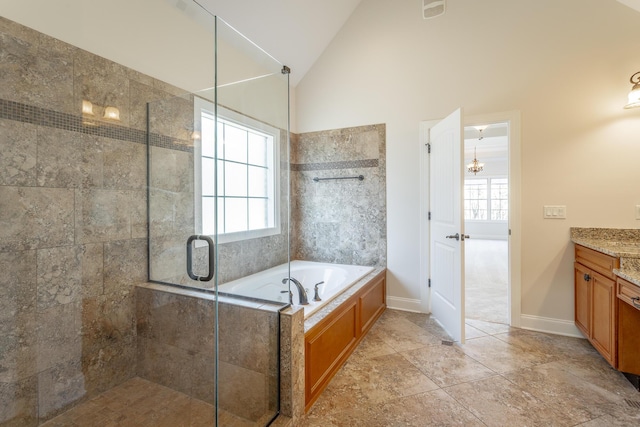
291,124 -> 387,267
0,16 -> 187,425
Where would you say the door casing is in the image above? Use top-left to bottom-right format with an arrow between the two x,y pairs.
419,110 -> 522,331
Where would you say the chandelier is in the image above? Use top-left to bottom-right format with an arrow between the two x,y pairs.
467,146 -> 484,175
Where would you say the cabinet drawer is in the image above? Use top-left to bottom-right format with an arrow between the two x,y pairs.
618,277 -> 640,310
575,245 -> 618,279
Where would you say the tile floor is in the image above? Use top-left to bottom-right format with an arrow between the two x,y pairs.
302,309 -> 640,426
41,309 -> 640,426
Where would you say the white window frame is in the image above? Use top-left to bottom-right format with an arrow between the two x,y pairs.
194,97 -> 281,244
464,176 -> 508,223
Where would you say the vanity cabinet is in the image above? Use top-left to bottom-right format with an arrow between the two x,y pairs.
616,277 -> 640,377
574,245 -> 619,367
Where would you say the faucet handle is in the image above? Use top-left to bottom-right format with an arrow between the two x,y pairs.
313,281 -> 324,302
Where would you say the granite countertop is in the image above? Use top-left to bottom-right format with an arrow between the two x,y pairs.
570,237 -> 640,259
571,227 -> 640,287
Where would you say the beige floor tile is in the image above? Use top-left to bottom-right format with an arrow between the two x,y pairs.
493,328 -> 596,360
310,352 -> 439,415
350,328 -> 397,360
444,375 -> 579,426
459,335 -> 556,373
464,318 -> 513,335
463,322 -> 488,339
376,389 -> 485,426
371,311 -> 443,351
401,343 -> 496,387
503,359 -> 633,424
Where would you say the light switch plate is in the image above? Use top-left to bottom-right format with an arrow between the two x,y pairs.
543,205 -> 566,219
636,205 -> 640,220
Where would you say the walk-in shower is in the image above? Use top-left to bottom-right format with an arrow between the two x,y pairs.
0,1 -> 290,425
144,5 -> 291,425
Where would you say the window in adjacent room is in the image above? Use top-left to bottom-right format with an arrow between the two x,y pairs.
464,177 -> 508,221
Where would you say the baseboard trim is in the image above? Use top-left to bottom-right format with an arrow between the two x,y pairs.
386,296 -> 424,313
520,314 -> 584,338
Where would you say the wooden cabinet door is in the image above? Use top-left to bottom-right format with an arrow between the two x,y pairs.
574,262 -> 591,337
590,272 -> 617,367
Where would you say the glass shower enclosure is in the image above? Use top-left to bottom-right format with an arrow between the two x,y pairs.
146,5 -> 290,426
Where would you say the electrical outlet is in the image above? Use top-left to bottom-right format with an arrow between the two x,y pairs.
543,205 -> 566,219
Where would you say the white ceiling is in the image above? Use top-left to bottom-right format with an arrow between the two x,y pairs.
186,0 -> 364,86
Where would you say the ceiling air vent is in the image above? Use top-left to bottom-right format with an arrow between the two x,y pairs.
423,0 -> 445,20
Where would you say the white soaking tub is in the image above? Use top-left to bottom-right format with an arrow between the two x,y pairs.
218,260 -> 374,318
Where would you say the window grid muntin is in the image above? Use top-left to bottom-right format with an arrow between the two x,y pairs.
464,177 -> 508,221
201,111 -> 276,237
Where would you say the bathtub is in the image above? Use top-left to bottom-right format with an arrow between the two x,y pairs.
218,260 -> 375,318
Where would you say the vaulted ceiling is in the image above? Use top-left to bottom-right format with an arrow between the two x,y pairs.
192,0 -> 363,86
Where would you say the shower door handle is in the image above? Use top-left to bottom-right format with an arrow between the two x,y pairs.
186,235 -> 215,282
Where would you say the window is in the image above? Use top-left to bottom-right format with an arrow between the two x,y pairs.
464,178 -> 508,221
489,178 -> 508,220
464,179 -> 487,220
197,101 -> 280,243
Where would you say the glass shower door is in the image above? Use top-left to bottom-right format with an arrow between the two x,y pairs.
147,7 -> 290,426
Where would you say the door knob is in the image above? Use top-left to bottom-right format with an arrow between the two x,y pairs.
462,234 -> 470,241
445,233 -> 460,241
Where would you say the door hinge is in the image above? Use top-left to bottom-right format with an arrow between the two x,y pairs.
509,229 -> 512,236
428,211 -> 431,220
428,278 -> 431,288
427,143 -> 431,153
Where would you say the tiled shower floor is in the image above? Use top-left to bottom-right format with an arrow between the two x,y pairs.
41,309 -> 640,426
40,377 -> 255,427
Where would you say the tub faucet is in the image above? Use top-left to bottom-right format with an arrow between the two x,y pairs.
282,277 -> 309,305
313,281 -> 324,302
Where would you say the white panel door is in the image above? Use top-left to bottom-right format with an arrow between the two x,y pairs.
430,108 -> 465,343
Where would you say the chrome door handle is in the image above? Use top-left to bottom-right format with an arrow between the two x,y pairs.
461,234 -> 470,241
445,233 -> 460,241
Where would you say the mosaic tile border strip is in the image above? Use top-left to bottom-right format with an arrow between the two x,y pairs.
291,159 -> 379,171
0,98 -> 193,152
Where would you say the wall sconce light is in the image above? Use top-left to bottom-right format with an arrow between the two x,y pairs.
82,100 -> 121,123
82,100 -> 95,116
103,106 -> 121,121
624,72 -> 640,109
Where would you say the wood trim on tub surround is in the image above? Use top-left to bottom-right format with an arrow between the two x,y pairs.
304,269 -> 386,411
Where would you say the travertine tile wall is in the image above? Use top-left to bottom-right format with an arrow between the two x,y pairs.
136,286 -> 280,424
0,17 -> 190,426
0,16 -> 289,426
291,124 -> 387,267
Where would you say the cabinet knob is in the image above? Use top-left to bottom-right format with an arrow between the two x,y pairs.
633,297 -> 640,309
583,273 -> 591,282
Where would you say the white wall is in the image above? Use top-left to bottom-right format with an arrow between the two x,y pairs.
295,0 -> 640,329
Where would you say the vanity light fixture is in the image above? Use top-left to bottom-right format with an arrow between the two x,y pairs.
82,100 -> 95,115
467,146 -> 484,175
624,71 -> 640,109
103,106 -> 121,121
